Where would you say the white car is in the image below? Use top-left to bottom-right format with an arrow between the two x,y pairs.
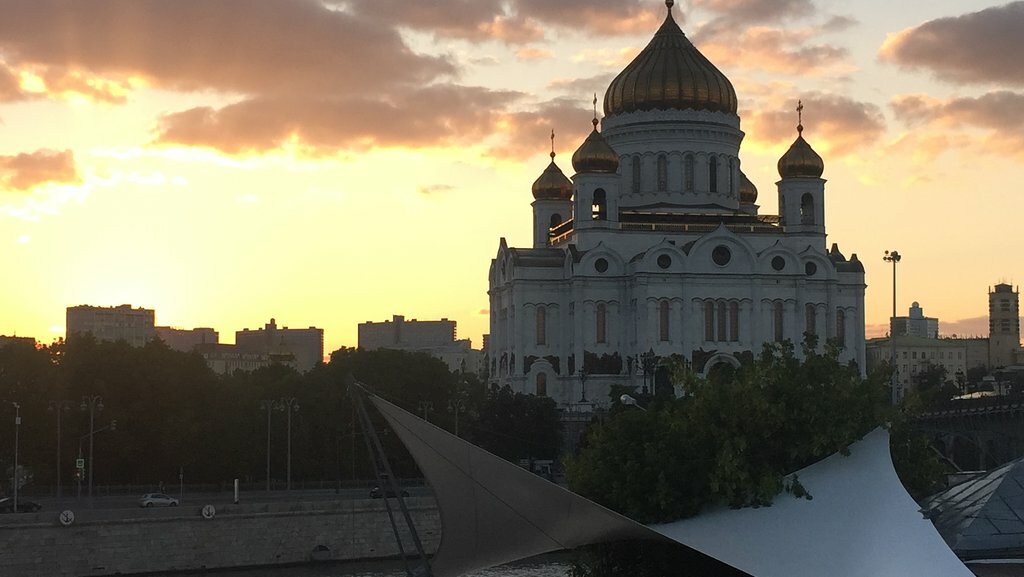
139,493 -> 179,508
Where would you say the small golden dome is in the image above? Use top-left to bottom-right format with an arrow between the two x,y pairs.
739,171 -> 758,204
532,151 -> 573,201
604,1 -> 737,116
778,125 -> 824,179
572,119 -> 620,174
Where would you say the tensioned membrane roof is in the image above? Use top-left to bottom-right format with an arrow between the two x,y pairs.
369,393 -> 973,577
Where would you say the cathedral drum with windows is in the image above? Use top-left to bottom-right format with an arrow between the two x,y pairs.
488,0 -> 866,406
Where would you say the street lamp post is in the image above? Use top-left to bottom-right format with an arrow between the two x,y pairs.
279,398 -> 299,491
417,401 -> 433,422
48,400 -> 72,498
640,349 -> 656,395
11,402 -> 20,512
883,250 -> 902,404
447,398 -> 466,437
80,396 -> 103,500
259,400 -> 277,492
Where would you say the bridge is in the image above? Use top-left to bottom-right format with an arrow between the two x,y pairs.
911,394 -> 1024,471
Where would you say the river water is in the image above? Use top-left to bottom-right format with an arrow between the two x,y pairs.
151,557 -> 571,577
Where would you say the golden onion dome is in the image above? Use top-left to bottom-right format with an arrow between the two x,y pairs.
739,171 -> 758,204
572,119 -> 620,174
777,124 -> 825,179
532,151 -> 573,201
604,0 -> 738,116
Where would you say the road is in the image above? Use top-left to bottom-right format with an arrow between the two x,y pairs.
20,486 -> 433,513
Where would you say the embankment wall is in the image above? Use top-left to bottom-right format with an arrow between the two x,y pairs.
0,498 -> 440,577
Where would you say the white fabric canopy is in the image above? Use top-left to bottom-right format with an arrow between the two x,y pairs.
371,393 -> 972,577
652,428 -> 974,577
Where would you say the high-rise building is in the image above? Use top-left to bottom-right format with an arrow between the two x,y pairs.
891,302 -> 939,339
66,304 -> 155,347
359,315 -> 482,374
989,283 -> 1021,368
487,3 -> 865,406
154,326 -> 219,352
236,318 -> 324,373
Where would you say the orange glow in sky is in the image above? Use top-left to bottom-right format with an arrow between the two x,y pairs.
1,0 -> 1022,352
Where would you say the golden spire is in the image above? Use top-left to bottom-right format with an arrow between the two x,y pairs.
592,93 -> 599,129
797,99 -> 804,134
550,129 -> 556,159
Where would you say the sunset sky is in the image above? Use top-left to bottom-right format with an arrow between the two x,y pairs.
1,0 -> 1022,354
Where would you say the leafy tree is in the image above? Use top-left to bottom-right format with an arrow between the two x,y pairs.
567,338 -> 893,523
467,386 -> 561,463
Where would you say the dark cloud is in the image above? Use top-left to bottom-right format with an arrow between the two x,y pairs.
487,98 -> 594,162
548,74 -> 616,97
691,0 -> 816,24
0,149 -> 80,191
891,91 -> 1024,154
745,92 -> 886,155
939,316 -> 990,338
156,85 -> 525,154
0,0 -> 453,96
345,0 -> 662,42
0,63 -> 23,101
694,21 -> 851,76
879,2 -> 1024,86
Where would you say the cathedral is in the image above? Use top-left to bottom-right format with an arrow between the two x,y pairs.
488,0 -> 866,406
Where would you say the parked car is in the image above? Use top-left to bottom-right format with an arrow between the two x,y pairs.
369,485 -> 410,499
138,493 -> 179,508
0,498 -> 41,513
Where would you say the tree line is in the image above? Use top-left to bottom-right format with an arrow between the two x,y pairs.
0,335 -> 560,495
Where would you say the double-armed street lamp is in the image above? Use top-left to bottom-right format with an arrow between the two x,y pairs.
48,400 -> 73,498
447,398 -> 466,437
80,395 -> 103,500
883,250 -> 902,404
417,401 -> 434,422
279,397 -> 300,491
579,370 -> 589,404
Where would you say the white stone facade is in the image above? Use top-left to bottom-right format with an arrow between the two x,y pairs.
487,9 -> 866,408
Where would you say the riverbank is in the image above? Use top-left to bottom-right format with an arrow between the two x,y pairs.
0,497 -> 440,577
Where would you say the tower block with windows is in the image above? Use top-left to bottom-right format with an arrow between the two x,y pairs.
488,0 -> 866,406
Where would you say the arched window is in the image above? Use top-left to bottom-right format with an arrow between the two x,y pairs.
729,301 -> 740,342
704,301 -> 715,341
773,301 -> 785,342
536,373 -> 547,396
836,309 -> 846,348
632,156 -> 641,192
657,154 -> 668,191
800,193 -> 815,225
659,300 -> 670,342
596,303 -> 607,344
536,306 -> 546,346
684,155 -> 695,192
709,156 -> 719,193
717,300 -> 728,341
549,213 -> 562,228
592,189 -> 607,221
805,303 -> 817,336
728,158 -> 735,194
